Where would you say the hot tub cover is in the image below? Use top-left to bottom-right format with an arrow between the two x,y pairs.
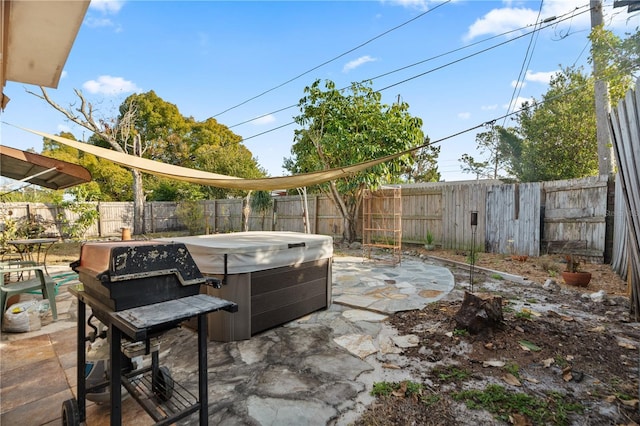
156,232 -> 333,275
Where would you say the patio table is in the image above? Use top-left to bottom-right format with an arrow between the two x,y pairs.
7,238 -> 59,275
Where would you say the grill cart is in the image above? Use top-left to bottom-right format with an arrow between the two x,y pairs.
61,241 -> 237,426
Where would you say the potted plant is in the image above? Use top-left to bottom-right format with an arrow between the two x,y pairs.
424,230 -> 435,251
561,255 -> 592,287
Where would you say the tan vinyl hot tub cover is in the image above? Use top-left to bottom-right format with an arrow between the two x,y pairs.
22,128 -> 414,191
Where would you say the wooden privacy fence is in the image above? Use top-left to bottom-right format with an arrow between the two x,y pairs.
0,176 -> 620,261
609,76 -> 639,314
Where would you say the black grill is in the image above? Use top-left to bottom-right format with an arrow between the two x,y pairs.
71,241 -> 217,311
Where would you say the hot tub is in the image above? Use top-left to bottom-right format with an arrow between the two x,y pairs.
157,231 -> 333,341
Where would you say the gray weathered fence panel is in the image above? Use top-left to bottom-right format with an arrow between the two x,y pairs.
541,176 -> 608,261
610,77 -> 640,313
485,183 -> 541,256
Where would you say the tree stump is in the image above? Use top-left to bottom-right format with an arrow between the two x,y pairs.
454,291 -> 503,334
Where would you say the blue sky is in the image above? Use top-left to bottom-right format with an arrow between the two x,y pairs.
2,0 -> 639,183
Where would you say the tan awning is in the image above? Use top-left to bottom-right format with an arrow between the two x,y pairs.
1,144 -> 91,190
23,128 -> 414,191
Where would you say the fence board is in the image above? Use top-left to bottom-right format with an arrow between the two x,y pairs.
610,76 -> 640,314
485,183 -> 541,256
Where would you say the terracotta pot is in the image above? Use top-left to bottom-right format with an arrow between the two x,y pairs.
561,271 -> 592,287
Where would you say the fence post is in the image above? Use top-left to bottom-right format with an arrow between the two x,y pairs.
97,202 -> 103,237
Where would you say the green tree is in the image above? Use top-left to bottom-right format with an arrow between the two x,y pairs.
589,26 -> 638,103
403,139 -> 441,183
42,132 -> 131,201
460,124 -> 514,180
509,67 -> 599,182
284,79 -> 424,242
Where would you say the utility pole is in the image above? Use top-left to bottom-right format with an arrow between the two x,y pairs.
590,0 -> 615,176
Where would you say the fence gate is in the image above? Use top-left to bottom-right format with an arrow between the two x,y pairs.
485,183 -> 541,256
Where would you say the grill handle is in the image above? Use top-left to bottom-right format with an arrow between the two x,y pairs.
205,277 -> 222,289
288,242 -> 306,249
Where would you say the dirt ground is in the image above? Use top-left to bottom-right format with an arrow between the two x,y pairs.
353,246 -> 640,426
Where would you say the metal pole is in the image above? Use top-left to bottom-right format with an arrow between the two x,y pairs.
590,0 -> 615,176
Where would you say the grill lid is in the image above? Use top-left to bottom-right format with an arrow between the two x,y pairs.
73,241 -> 208,286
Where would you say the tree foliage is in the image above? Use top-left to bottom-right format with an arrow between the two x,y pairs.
506,66 -> 599,182
36,90 -> 267,206
459,27 -> 638,183
284,79 -> 426,241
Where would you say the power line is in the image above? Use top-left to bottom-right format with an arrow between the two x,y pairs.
231,4 -> 591,131
212,0 -> 452,118
502,0 -> 544,126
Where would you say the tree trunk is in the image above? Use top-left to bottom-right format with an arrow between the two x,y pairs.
454,291 -> 503,335
132,169 -> 145,235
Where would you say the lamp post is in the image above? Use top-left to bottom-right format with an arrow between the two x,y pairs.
470,211 -> 478,292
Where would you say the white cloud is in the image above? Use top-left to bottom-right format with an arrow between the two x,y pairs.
464,7 -> 539,41
481,104 -> 498,111
504,96 -> 533,111
251,114 -> 276,125
61,71 -> 68,79
525,69 -> 558,84
90,0 -> 125,14
458,112 -> 471,119
510,80 -> 527,89
82,75 -> 141,96
85,17 -> 116,29
382,0 -> 429,11
343,55 -> 378,73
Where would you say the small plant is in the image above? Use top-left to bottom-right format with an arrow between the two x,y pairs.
466,249 -> 479,265
435,366 -> 470,381
453,384 -> 583,425
564,255 -> 582,272
453,328 -> 468,337
491,273 -> 503,280
425,230 -> 434,245
370,380 -> 424,398
515,310 -> 533,320
176,201 -> 205,235
371,381 -> 395,397
505,362 -> 520,378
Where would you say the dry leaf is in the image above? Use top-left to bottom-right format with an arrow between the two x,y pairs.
503,373 -> 522,386
588,326 -> 606,332
618,341 -> 637,350
547,310 -> 574,321
542,358 -> 554,368
484,342 -> 494,350
566,355 -> 574,361
562,366 -> 573,382
382,363 -> 401,369
620,399 -> 639,408
524,377 -> 540,384
392,381 -> 407,397
483,360 -> 505,368
604,395 -> 617,403
519,340 -> 541,352
509,413 -> 533,426
522,308 -> 541,317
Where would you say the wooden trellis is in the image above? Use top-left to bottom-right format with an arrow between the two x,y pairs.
362,186 -> 402,264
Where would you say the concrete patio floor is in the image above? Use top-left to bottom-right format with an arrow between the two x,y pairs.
0,256 -> 455,425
